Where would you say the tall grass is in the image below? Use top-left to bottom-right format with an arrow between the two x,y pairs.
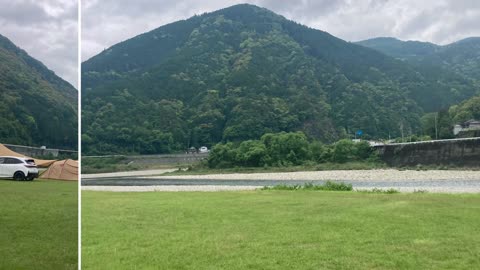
261,181 -> 353,191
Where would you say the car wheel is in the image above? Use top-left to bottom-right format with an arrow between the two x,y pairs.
14,171 -> 26,181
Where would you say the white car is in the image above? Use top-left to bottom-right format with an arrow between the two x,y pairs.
199,146 -> 209,153
0,156 -> 39,181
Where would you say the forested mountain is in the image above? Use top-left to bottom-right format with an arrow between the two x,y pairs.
0,34 -> 77,149
357,37 -> 480,85
82,4 -> 479,155
356,37 -> 440,60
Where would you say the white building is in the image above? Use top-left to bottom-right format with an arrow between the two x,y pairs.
453,119 -> 480,135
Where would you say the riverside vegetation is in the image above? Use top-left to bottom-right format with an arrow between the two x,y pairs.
82,130 -> 474,174
81,131 -> 385,173
207,131 -> 378,168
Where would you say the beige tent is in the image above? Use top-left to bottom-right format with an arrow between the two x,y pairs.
0,143 -> 56,167
39,159 -> 78,181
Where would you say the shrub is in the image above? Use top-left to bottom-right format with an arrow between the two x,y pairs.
261,181 -> 353,191
361,188 -> 400,194
354,141 -> 373,160
236,140 -> 268,167
332,139 -> 356,163
261,132 -> 311,166
207,142 -> 237,168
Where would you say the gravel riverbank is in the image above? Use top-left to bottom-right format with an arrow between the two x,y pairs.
147,169 -> 480,181
81,169 -> 480,193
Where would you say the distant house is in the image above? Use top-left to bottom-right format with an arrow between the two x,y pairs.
453,119 -> 480,135
466,120 -> 480,129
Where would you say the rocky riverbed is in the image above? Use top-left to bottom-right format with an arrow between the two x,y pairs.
82,169 -> 480,193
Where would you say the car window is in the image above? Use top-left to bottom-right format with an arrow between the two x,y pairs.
25,159 -> 36,165
0,158 -> 4,164
4,158 -> 23,164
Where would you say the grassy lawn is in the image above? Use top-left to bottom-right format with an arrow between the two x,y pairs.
82,191 -> 480,269
0,179 -> 78,269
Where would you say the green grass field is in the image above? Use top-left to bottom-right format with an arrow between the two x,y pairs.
0,179 -> 78,269
82,191 -> 480,269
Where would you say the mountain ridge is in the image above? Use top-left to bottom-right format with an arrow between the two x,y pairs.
82,4 -> 479,154
0,34 -> 78,148
356,36 -> 480,84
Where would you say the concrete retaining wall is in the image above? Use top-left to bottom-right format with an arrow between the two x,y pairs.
3,143 -> 77,158
375,138 -> 480,167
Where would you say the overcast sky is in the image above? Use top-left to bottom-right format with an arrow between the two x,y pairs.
0,0 -> 78,87
82,0 -> 480,61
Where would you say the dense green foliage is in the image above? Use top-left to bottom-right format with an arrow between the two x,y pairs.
82,4 -> 479,154
83,191 -> 480,269
356,37 -> 440,60
207,132 -> 376,168
261,181 -> 353,191
421,95 -> 480,139
449,95 -> 480,123
357,37 -> 480,106
0,34 -> 78,148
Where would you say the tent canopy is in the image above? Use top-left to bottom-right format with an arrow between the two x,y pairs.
0,144 -> 55,167
39,159 -> 78,181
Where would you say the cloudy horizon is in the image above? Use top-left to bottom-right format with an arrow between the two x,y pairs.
82,0 -> 480,61
0,0 -> 78,87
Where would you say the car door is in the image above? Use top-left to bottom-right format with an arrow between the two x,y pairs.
0,158 -> 6,177
3,158 -> 21,177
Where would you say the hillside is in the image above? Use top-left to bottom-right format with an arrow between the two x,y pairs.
82,4 -> 479,154
0,34 -> 78,149
356,37 -> 440,60
357,37 -> 480,85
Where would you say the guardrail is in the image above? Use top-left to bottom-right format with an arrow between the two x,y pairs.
372,137 -> 480,147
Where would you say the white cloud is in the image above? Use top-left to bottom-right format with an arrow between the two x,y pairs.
81,0 -> 479,61
0,0 -> 78,87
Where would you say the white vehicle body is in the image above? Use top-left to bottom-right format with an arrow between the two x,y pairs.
199,146 -> 209,153
0,156 -> 39,181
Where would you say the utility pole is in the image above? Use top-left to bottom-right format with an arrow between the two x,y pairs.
434,112 -> 438,140
400,122 -> 404,142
